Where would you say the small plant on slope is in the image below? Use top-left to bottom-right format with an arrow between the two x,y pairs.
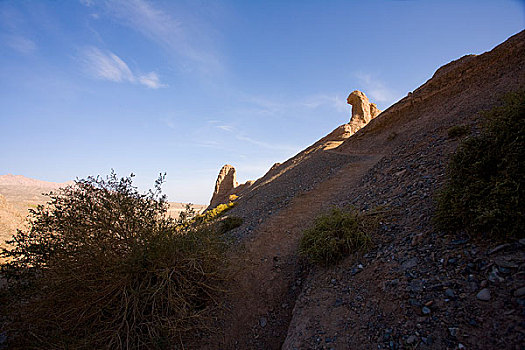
447,124 -> 470,138
435,90 -> 524,240
299,207 -> 376,266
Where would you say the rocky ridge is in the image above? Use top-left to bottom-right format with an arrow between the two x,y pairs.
208,90 -> 380,210
205,30 -> 525,349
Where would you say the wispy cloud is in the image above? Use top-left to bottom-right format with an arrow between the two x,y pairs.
81,46 -> 134,82
355,72 -> 401,106
244,93 -> 348,117
100,0 -> 222,75
80,46 -> 166,88
236,135 -> 299,152
138,72 -> 165,89
299,94 -> 347,113
212,122 -> 299,152
4,34 -> 36,54
216,125 -> 234,132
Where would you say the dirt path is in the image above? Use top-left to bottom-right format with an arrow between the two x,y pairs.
215,152 -> 383,349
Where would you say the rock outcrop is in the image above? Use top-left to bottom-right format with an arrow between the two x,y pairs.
208,91 -> 379,209
209,164 -> 238,208
209,165 -> 255,208
347,90 -> 381,133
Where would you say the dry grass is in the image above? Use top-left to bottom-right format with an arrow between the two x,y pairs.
0,173 -> 231,349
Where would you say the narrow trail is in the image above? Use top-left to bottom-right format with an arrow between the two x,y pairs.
217,152 -> 383,349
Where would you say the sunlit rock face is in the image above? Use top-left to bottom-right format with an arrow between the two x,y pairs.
347,90 -> 381,134
210,164 -> 238,208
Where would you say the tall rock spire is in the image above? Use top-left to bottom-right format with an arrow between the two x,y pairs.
347,90 -> 381,134
209,164 -> 238,208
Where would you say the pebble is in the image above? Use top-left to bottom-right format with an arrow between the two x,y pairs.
480,280 -> 488,288
406,335 -> 417,344
513,286 -> 525,297
488,267 -> 505,283
259,317 -> 267,328
488,243 -> 511,255
476,288 -> 491,301
422,306 -> 431,314
402,257 -> 418,270
350,268 -> 361,276
448,327 -> 458,337
422,336 -> 433,345
445,288 -> 455,298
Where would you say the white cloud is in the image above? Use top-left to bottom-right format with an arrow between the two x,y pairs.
138,72 -> 166,89
216,125 -> 234,132
242,92 -> 349,119
354,72 -> 401,106
81,47 -> 134,82
80,46 -> 165,89
5,35 -> 36,54
104,0 -> 221,75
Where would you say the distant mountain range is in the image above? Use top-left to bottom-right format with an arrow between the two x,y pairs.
0,174 -> 72,188
0,174 -> 205,251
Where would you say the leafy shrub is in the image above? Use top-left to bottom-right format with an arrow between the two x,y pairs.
447,125 -> 470,138
435,90 -> 525,239
194,201 -> 236,225
217,216 -> 244,235
387,131 -> 398,141
299,207 -> 375,266
0,172 -> 228,349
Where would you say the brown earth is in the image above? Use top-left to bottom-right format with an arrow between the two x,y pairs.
203,30 -> 525,349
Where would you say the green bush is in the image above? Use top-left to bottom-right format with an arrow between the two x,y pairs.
299,207 -> 375,266
1,172 -> 228,349
435,90 -> 525,239
217,216 -> 244,235
193,201 -> 236,225
447,125 -> 470,138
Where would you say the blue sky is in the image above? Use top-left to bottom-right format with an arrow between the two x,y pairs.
1,0 -> 523,204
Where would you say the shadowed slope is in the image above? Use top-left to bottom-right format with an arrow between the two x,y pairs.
207,30 -> 525,349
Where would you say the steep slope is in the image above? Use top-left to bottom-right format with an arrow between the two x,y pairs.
208,90 -> 381,211
208,30 -> 525,349
282,31 -> 525,350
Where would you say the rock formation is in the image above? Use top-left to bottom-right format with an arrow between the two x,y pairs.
209,164 -> 238,208
209,165 -> 254,208
347,90 -> 381,134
